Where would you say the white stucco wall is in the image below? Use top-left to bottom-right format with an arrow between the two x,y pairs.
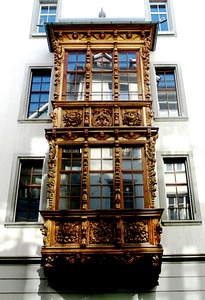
0,0 -> 205,258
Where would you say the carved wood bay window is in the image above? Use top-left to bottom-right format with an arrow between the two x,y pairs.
41,21 -> 163,290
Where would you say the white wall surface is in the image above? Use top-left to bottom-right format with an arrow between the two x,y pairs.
0,0 -> 205,258
0,262 -> 205,299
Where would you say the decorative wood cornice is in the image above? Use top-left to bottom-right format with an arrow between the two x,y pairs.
46,21 -> 158,52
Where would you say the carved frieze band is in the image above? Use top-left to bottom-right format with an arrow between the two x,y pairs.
54,29 -> 149,43
42,216 -> 162,247
52,107 -> 144,128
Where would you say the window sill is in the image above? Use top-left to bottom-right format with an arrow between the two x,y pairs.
157,31 -> 176,36
162,220 -> 202,226
18,118 -> 52,124
154,116 -> 188,122
31,33 -> 47,38
5,222 -> 43,228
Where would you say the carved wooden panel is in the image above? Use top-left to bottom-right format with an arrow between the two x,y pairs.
55,222 -> 79,244
89,220 -> 114,244
124,220 -> 148,243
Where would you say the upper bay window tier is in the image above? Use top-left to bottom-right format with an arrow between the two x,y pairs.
64,51 -> 139,101
45,20 -> 158,102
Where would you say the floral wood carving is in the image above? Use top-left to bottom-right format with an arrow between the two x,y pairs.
47,140 -> 57,209
89,220 -> 114,244
64,254 -> 91,264
141,36 -> 151,100
114,253 -> 143,265
115,144 -> 121,208
53,39 -> 63,100
55,222 -> 79,244
145,134 -> 158,208
124,220 -> 148,243
122,110 -> 142,126
82,147 -> 89,209
92,108 -> 112,127
63,110 -> 83,127
81,216 -> 87,247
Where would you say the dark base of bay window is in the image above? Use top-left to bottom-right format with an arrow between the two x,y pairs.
42,253 -> 162,292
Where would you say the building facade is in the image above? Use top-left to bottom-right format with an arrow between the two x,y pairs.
0,0 -> 205,299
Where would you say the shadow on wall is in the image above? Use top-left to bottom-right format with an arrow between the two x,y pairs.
37,264 -> 158,300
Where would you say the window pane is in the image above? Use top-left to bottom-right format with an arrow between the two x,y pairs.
28,70 -> 51,118
164,158 -> 192,220
156,68 -> 180,117
15,159 -> 43,222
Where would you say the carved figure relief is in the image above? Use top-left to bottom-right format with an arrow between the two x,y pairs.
122,110 -> 142,126
92,108 -> 112,127
63,110 -> 83,127
41,220 -> 51,246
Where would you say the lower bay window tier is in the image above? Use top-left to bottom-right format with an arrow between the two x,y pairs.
45,139 -> 159,210
41,209 -> 163,290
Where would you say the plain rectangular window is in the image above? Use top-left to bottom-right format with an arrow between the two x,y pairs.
28,69 -> 51,119
37,4 -> 57,33
150,1 -> 169,31
15,159 -> 43,222
156,68 -> 180,117
163,158 -> 193,220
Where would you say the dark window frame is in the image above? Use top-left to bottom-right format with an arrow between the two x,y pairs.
15,159 -> 43,222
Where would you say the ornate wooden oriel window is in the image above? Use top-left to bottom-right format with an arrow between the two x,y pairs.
41,20 -> 163,290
